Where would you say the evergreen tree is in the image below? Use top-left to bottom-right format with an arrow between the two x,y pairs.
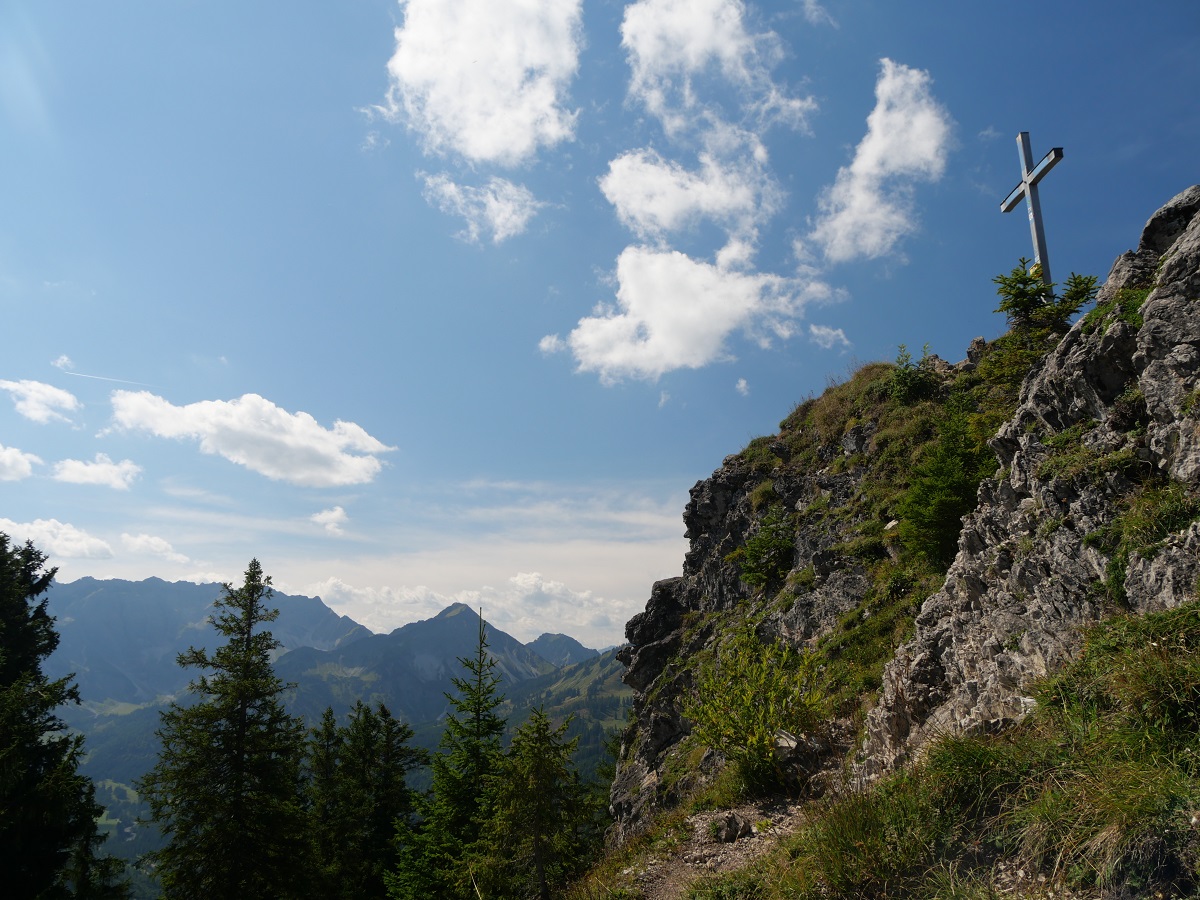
388,610 -> 506,900
473,708 -> 598,900
138,559 -> 312,900
994,258 -> 1098,334
307,702 -> 424,900
0,533 -> 128,899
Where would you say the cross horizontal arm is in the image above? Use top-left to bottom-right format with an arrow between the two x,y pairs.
1001,183 -> 1026,213
1028,147 -> 1064,185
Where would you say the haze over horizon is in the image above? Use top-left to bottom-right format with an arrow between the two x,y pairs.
3,1 -> 1198,647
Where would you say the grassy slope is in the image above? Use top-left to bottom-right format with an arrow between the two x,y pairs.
575,278 -> 1200,898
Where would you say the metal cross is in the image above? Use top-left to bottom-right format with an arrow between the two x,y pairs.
1001,132 -> 1063,285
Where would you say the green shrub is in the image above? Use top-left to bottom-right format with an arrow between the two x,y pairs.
889,343 -> 940,404
683,627 -> 826,796
1081,286 -> 1149,334
735,505 -> 795,589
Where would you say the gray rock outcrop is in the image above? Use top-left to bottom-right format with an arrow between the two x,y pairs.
858,185 -> 1200,778
611,185 -> 1200,839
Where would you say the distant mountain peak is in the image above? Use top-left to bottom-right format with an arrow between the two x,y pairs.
436,602 -> 478,619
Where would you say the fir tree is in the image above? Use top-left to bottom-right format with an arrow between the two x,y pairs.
0,533 -> 129,899
389,609 -> 506,900
138,559 -> 313,900
307,702 -> 424,900
473,708 -> 598,900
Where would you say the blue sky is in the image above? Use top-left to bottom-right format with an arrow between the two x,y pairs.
2,0 -> 1197,647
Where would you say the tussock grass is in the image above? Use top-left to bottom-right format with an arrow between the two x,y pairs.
682,601 -> 1200,899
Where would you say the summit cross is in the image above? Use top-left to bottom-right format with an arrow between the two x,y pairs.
1001,132 -> 1063,285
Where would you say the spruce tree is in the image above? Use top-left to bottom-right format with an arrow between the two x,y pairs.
473,708 -> 597,900
307,702 -> 424,900
0,533 -> 129,899
389,610 -> 506,900
138,559 -> 312,900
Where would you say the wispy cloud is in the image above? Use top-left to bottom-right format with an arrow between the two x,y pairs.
109,391 -> 395,487
380,0 -> 582,167
52,453 -> 141,490
801,0 -> 837,28
735,377 -> 749,396
808,324 -> 851,350
0,379 -> 80,423
0,517 -> 113,559
806,59 -> 953,264
420,174 -> 544,244
0,443 -> 42,480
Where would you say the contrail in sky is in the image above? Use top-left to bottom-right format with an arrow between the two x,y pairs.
60,371 -> 154,387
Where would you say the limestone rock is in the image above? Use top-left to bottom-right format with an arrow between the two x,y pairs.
858,186 -> 1200,780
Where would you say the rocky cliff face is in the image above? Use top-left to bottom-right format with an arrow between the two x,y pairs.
859,185 -> 1200,778
611,186 -> 1200,838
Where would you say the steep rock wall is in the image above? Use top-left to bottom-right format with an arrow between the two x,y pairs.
612,186 -> 1200,837
858,185 -> 1200,777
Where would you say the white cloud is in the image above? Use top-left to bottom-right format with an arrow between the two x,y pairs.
544,245 -> 832,382
52,453 -> 141,490
0,443 -> 42,480
621,0 -> 815,132
52,354 -> 74,370
809,324 -> 851,349
311,506 -> 349,536
121,532 -> 190,564
735,377 -> 749,396
0,379 -> 80,423
599,148 -> 778,241
0,517 -> 113,559
808,59 -> 953,263
801,0 -> 837,27
381,0 -> 583,166
109,391 -> 395,487
421,174 -> 544,244
308,571 -> 627,646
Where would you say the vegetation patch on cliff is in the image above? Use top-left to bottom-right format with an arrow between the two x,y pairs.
685,599 -> 1200,899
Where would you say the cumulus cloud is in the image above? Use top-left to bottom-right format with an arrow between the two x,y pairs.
109,391 -> 395,487
542,245 -> 832,382
599,147 -> 779,241
621,0 -> 815,132
308,571 -> 622,645
809,324 -> 851,349
0,443 -> 42,480
52,453 -> 141,490
735,377 -> 749,396
311,506 -> 349,536
121,532 -> 190,564
421,174 -> 544,244
808,59 -> 953,263
0,517 -> 113,559
52,355 -> 74,370
381,0 -> 582,166
0,379 -> 80,423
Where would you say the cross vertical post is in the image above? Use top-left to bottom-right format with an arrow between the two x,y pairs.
1001,132 -> 1063,285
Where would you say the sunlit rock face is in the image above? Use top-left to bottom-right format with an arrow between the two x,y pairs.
611,186 -> 1200,836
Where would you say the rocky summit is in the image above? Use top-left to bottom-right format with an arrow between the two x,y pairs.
610,186 -> 1200,841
